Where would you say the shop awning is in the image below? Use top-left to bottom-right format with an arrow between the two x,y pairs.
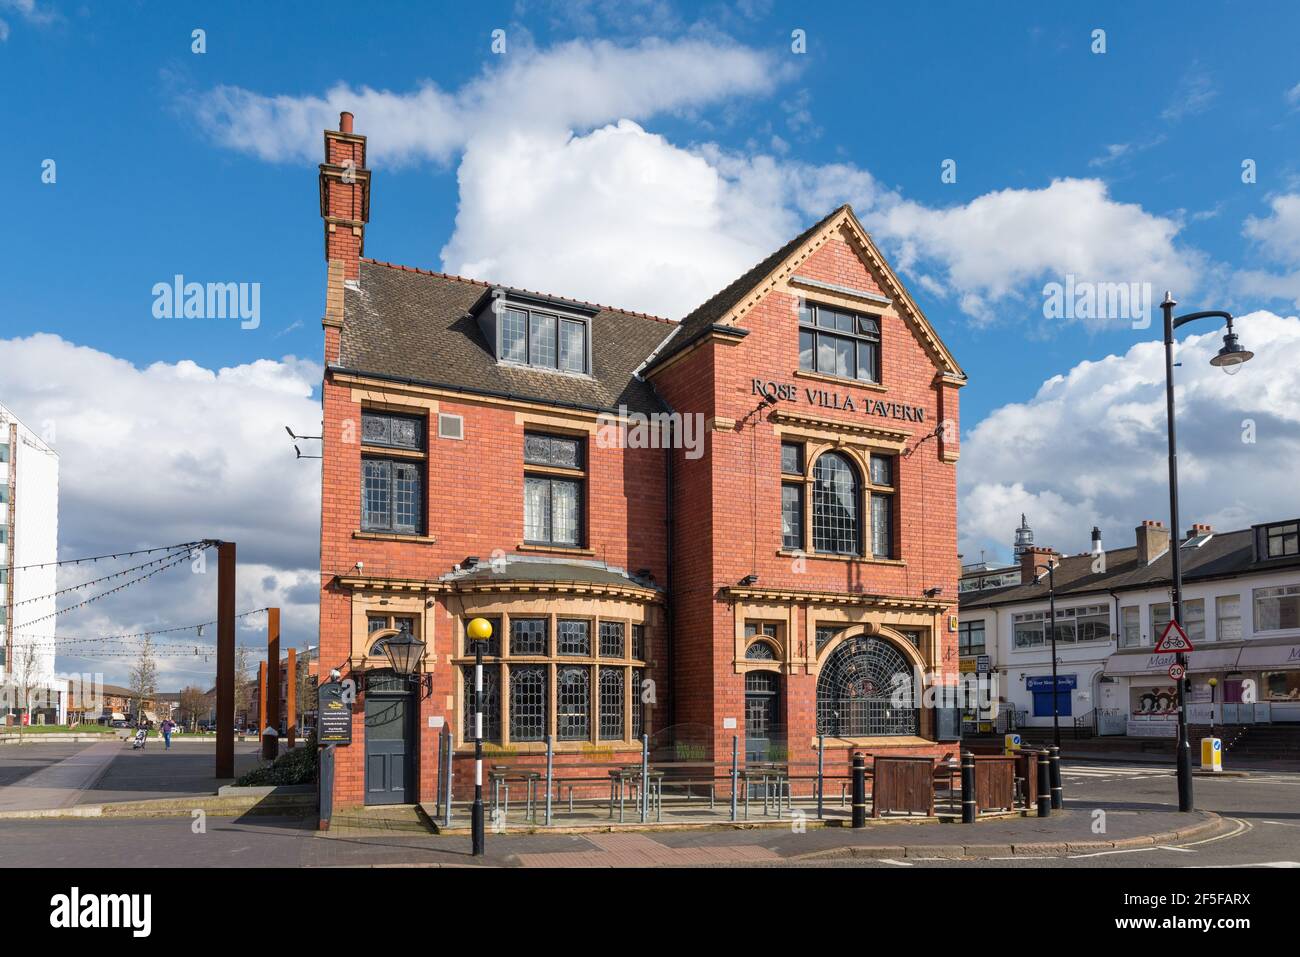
111,712 -> 126,721
1238,642 -> 1300,669
143,711 -> 158,722
1188,647 -> 1242,672
1103,651 -> 1178,676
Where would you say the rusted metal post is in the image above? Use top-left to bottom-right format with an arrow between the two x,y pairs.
286,646 -> 297,748
215,541 -> 235,778
259,660 -> 274,760
265,608 -> 281,759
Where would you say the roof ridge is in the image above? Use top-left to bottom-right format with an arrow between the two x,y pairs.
358,258 -> 677,326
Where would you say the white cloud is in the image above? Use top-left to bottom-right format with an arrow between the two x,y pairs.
1161,70 -> 1217,122
1235,193 -> 1300,308
958,311 -> 1300,562
0,335 -> 322,688
875,178 -> 1204,323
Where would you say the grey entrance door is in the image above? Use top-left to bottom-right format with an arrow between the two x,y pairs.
365,683 -> 412,805
744,671 -> 779,763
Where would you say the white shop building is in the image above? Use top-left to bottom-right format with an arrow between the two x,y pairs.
959,517 -> 1300,736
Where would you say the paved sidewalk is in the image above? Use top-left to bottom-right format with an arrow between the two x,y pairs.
0,740 -> 120,813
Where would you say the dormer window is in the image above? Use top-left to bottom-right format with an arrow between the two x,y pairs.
798,301 -> 881,384
499,305 -> 589,374
1258,520 -> 1299,560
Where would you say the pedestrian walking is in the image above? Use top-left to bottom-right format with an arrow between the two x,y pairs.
161,717 -> 175,750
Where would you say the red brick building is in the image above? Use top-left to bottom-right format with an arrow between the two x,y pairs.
317,113 -> 966,809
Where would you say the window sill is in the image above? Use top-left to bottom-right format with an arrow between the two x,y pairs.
517,542 -> 597,556
776,549 -> 905,567
353,530 -> 438,544
794,368 -> 886,392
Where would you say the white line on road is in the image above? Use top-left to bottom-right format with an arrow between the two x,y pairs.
876,858 -> 912,866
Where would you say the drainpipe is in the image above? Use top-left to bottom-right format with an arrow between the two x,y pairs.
648,381 -> 676,731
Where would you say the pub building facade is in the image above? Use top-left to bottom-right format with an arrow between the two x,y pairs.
316,113 -> 966,808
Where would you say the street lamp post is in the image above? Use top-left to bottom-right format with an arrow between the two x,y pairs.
1159,293 -> 1253,813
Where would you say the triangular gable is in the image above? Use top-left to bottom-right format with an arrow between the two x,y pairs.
667,205 -> 965,382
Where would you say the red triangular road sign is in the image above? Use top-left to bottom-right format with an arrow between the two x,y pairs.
1154,619 -> 1195,653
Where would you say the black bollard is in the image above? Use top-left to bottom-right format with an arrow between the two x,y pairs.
1049,745 -> 1063,810
960,751 -> 976,823
850,752 -> 867,827
1036,749 -> 1052,818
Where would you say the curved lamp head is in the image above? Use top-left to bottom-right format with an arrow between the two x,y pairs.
1209,328 -> 1253,376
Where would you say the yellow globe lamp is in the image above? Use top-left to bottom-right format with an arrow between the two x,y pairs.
467,617 -> 494,643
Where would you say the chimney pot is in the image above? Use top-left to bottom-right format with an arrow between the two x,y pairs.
1135,520 -> 1171,566
339,111 -> 354,133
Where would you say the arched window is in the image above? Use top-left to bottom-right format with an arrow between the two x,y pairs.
812,452 -> 860,555
745,641 -> 777,661
816,635 -> 917,736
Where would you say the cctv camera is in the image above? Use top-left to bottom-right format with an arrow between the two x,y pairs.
329,668 -> 342,682
354,561 -> 364,571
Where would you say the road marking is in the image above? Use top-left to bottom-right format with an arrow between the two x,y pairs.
1259,819 -> 1300,828
877,858 -> 913,866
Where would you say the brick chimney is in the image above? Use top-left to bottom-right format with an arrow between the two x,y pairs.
319,111 -> 370,365
1135,520 -> 1170,566
1186,522 -> 1213,540
1019,544 -> 1058,582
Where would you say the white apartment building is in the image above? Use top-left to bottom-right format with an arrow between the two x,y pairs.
0,402 -> 64,724
960,517 -> 1300,737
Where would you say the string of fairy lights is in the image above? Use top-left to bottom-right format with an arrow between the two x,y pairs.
4,539 -> 269,663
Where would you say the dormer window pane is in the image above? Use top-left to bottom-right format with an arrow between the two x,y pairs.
559,319 -> 586,373
529,313 -> 557,368
502,308 -> 527,363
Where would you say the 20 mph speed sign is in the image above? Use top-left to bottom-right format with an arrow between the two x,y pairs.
1168,663 -> 1186,681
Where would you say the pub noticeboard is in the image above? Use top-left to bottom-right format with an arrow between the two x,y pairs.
317,680 -> 352,745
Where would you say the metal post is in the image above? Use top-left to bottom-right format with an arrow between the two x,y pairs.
850,752 -> 867,827
267,607 -> 280,746
442,726 -> 452,829
1049,745 -> 1063,809
1161,293 -> 1195,813
1048,569 -> 1060,751
318,744 -> 334,831
471,644 -> 485,855
640,732 -> 649,824
215,542 -> 235,778
1036,750 -> 1051,817
961,751 -> 976,823
816,734 -> 825,820
257,660 -> 270,759
730,735 -> 738,822
286,646 -> 297,748
545,734 -> 554,826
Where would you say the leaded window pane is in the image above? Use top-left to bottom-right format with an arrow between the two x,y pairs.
510,618 -> 547,656
781,483 -> 803,550
599,621 -> 624,658
780,442 -> 802,475
870,454 -> 893,487
462,665 -> 501,744
524,433 -> 582,469
812,452 -> 859,555
523,476 -> 551,542
362,460 -> 390,530
509,665 -> 547,742
871,492 -> 894,559
745,641 -> 776,660
558,619 -> 590,656
557,666 -> 590,741
393,462 -> 420,532
631,624 -> 645,660
599,668 -> 624,740
559,318 -> 586,373
816,635 -> 917,737
551,479 -> 580,545
529,312 -> 557,368
501,308 -> 527,363
631,668 -> 644,740
361,412 -> 422,450
815,626 -> 842,654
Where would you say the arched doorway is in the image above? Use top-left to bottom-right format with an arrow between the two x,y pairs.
364,668 -> 413,805
816,634 -> 918,737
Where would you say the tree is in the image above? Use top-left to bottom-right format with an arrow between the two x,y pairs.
14,642 -> 44,744
129,636 -> 158,722
232,644 -> 252,728
295,647 -> 318,731
178,685 -> 206,732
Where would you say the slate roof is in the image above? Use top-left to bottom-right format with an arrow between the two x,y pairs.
960,526 -> 1300,610
645,205 -> 847,370
338,260 -> 677,416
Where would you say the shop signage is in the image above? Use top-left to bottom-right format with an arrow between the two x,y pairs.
751,379 -> 926,423
1026,674 -> 1077,691
1154,620 -> 1194,653
976,655 -> 991,675
317,681 -> 353,745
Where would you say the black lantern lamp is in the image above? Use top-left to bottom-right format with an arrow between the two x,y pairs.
373,627 -> 430,694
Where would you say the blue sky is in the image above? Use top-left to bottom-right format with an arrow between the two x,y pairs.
3,1 -> 1300,684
